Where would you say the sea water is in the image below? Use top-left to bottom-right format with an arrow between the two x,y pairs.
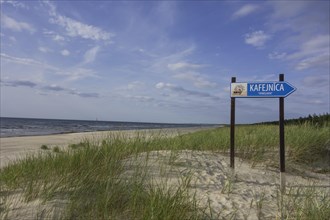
0,117 -> 215,138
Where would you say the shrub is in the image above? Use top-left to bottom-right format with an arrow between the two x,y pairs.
53,146 -> 61,153
40,145 -> 49,150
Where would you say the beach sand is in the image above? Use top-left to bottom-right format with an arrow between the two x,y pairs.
0,127 -> 211,168
125,150 -> 329,219
1,128 -> 329,219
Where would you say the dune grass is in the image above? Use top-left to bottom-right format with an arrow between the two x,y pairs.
0,133 -> 205,219
171,123 -> 329,168
279,185 -> 330,220
0,123 -> 329,219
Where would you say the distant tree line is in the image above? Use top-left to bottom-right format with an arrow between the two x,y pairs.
255,113 -> 330,127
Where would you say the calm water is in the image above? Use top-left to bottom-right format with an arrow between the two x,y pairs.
0,117 -> 216,138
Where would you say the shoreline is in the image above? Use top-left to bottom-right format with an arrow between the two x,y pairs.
0,126 -> 217,168
0,124 -> 220,138
1,117 -> 221,138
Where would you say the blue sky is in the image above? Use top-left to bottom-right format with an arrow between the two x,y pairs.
1,0 -> 329,124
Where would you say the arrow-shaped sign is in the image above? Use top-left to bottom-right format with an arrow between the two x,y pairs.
231,81 -> 296,98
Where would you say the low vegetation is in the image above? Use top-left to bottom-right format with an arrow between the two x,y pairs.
279,185 -> 330,219
52,146 -> 61,153
0,120 -> 329,219
257,112 -> 329,127
40,144 -> 49,150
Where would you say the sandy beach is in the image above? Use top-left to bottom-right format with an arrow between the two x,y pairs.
0,127 -> 212,168
1,127 -> 329,219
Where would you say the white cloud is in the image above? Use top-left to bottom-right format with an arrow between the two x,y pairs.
303,75 -> 329,87
154,1 -> 177,27
1,14 -> 35,33
147,45 -> 196,75
265,1 -> 329,71
279,35 -> 330,70
43,84 -> 66,91
232,4 -> 259,19
70,91 -> 100,98
49,14 -> 113,41
83,46 -> 100,64
244,30 -> 271,48
9,36 -> 16,42
295,54 -> 329,70
287,35 -> 329,60
155,82 -> 166,89
61,49 -> 70,56
43,29 -> 66,42
223,86 -> 230,93
1,79 -> 100,98
269,1 -> 309,21
53,34 -> 66,41
1,53 -> 57,70
173,72 -> 217,88
1,53 -> 98,82
268,52 -> 287,60
0,0 -> 29,9
127,81 -> 145,90
124,95 -> 154,102
43,30 -> 67,42
1,79 -> 37,88
167,62 -> 203,71
41,84 -> 100,98
266,1 -> 328,38
38,47 -> 52,53
302,35 -> 329,51
166,60 -> 215,89
56,67 -> 97,81
44,1 -> 114,42
155,82 -> 219,100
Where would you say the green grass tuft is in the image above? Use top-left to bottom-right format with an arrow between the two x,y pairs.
52,146 -> 61,153
40,145 -> 49,150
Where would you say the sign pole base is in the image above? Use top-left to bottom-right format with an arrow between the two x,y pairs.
280,171 -> 286,220
280,172 -> 286,194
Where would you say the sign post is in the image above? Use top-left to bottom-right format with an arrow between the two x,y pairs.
230,74 -> 296,193
230,77 -> 236,169
279,74 -> 286,193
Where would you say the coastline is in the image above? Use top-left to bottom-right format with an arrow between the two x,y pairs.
0,126 -> 216,168
0,117 -> 220,138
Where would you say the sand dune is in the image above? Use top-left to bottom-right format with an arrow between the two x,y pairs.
2,150 -> 329,219
1,128 -> 329,219
125,150 -> 329,219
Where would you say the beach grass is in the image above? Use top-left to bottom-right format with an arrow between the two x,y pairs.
40,144 -> 49,150
278,184 -> 330,219
0,123 -> 329,219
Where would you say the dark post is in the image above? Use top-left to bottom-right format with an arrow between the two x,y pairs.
279,74 -> 286,193
230,77 -> 236,168
279,74 -> 285,173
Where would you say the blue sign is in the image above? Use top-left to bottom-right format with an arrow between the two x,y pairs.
231,81 -> 296,98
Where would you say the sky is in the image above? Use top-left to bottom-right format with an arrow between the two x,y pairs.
0,0 -> 329,124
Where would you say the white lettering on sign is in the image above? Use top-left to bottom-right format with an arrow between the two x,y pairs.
249,83 -> 284,92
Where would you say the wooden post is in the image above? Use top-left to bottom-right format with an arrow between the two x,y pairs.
230,77 -> 236,169
279,74 -> 286,193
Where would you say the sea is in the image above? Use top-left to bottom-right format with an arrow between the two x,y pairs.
0,117 -> 218,138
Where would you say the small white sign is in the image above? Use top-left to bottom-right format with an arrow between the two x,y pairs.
231,83 -> 247,97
